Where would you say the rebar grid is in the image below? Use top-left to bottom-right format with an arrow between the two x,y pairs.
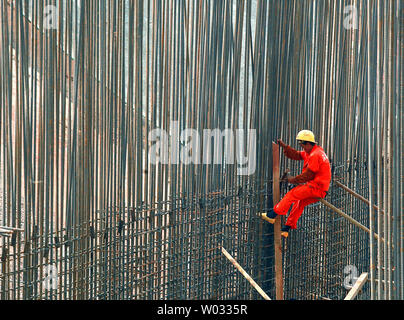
0,180 -> 272,300
0,0 -> 402,300
284,161 -> 371,300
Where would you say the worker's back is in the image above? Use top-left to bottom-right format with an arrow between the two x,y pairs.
300,145 -> 331,192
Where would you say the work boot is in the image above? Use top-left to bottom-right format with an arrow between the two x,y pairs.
260,208 -> 278,224
281,225 -> 291,238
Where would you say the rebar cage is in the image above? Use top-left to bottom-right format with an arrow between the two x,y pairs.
0,0 -> 402,300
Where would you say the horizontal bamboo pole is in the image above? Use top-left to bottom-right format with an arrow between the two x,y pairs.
0,226 -> 24,232
334,181 -> 384,214
221,247 -> 271,300
319,199 -> 384,243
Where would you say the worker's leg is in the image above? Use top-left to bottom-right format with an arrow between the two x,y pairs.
274,184 -> 326,229
273,185 -> 311,216
285,197 -> 319,229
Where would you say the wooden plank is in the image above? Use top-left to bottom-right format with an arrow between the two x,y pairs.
344,272 -> 369,300
221,247 -> 271,300
272,142 -> 283,300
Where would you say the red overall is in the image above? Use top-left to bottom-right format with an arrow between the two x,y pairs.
274,145 -> 331,229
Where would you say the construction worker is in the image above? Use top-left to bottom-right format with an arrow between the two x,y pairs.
264,130 -> 331,238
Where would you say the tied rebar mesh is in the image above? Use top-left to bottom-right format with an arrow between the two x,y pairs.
284,161 -> 372,300
0,0 -> 402,300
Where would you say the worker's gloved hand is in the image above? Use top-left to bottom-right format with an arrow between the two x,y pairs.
277,139 -> 287,148
281,173 -> 293,183
287,176 -> 296,184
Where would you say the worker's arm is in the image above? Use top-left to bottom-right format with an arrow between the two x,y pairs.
288,169 -> 315,184
288,151 -> 321,184
277,139 -> 303,160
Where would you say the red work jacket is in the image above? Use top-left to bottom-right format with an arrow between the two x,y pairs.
299,145 -> 331,191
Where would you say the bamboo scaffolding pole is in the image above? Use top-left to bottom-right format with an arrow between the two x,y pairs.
272,142 -> 283,300
221,247 -> 271,300
319,199 -> 384,243
334,181 -> 384,214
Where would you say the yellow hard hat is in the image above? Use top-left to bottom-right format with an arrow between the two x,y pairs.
296,130 -> 316,143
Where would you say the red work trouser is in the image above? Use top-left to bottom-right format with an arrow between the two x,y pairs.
274,184 -> 327,229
